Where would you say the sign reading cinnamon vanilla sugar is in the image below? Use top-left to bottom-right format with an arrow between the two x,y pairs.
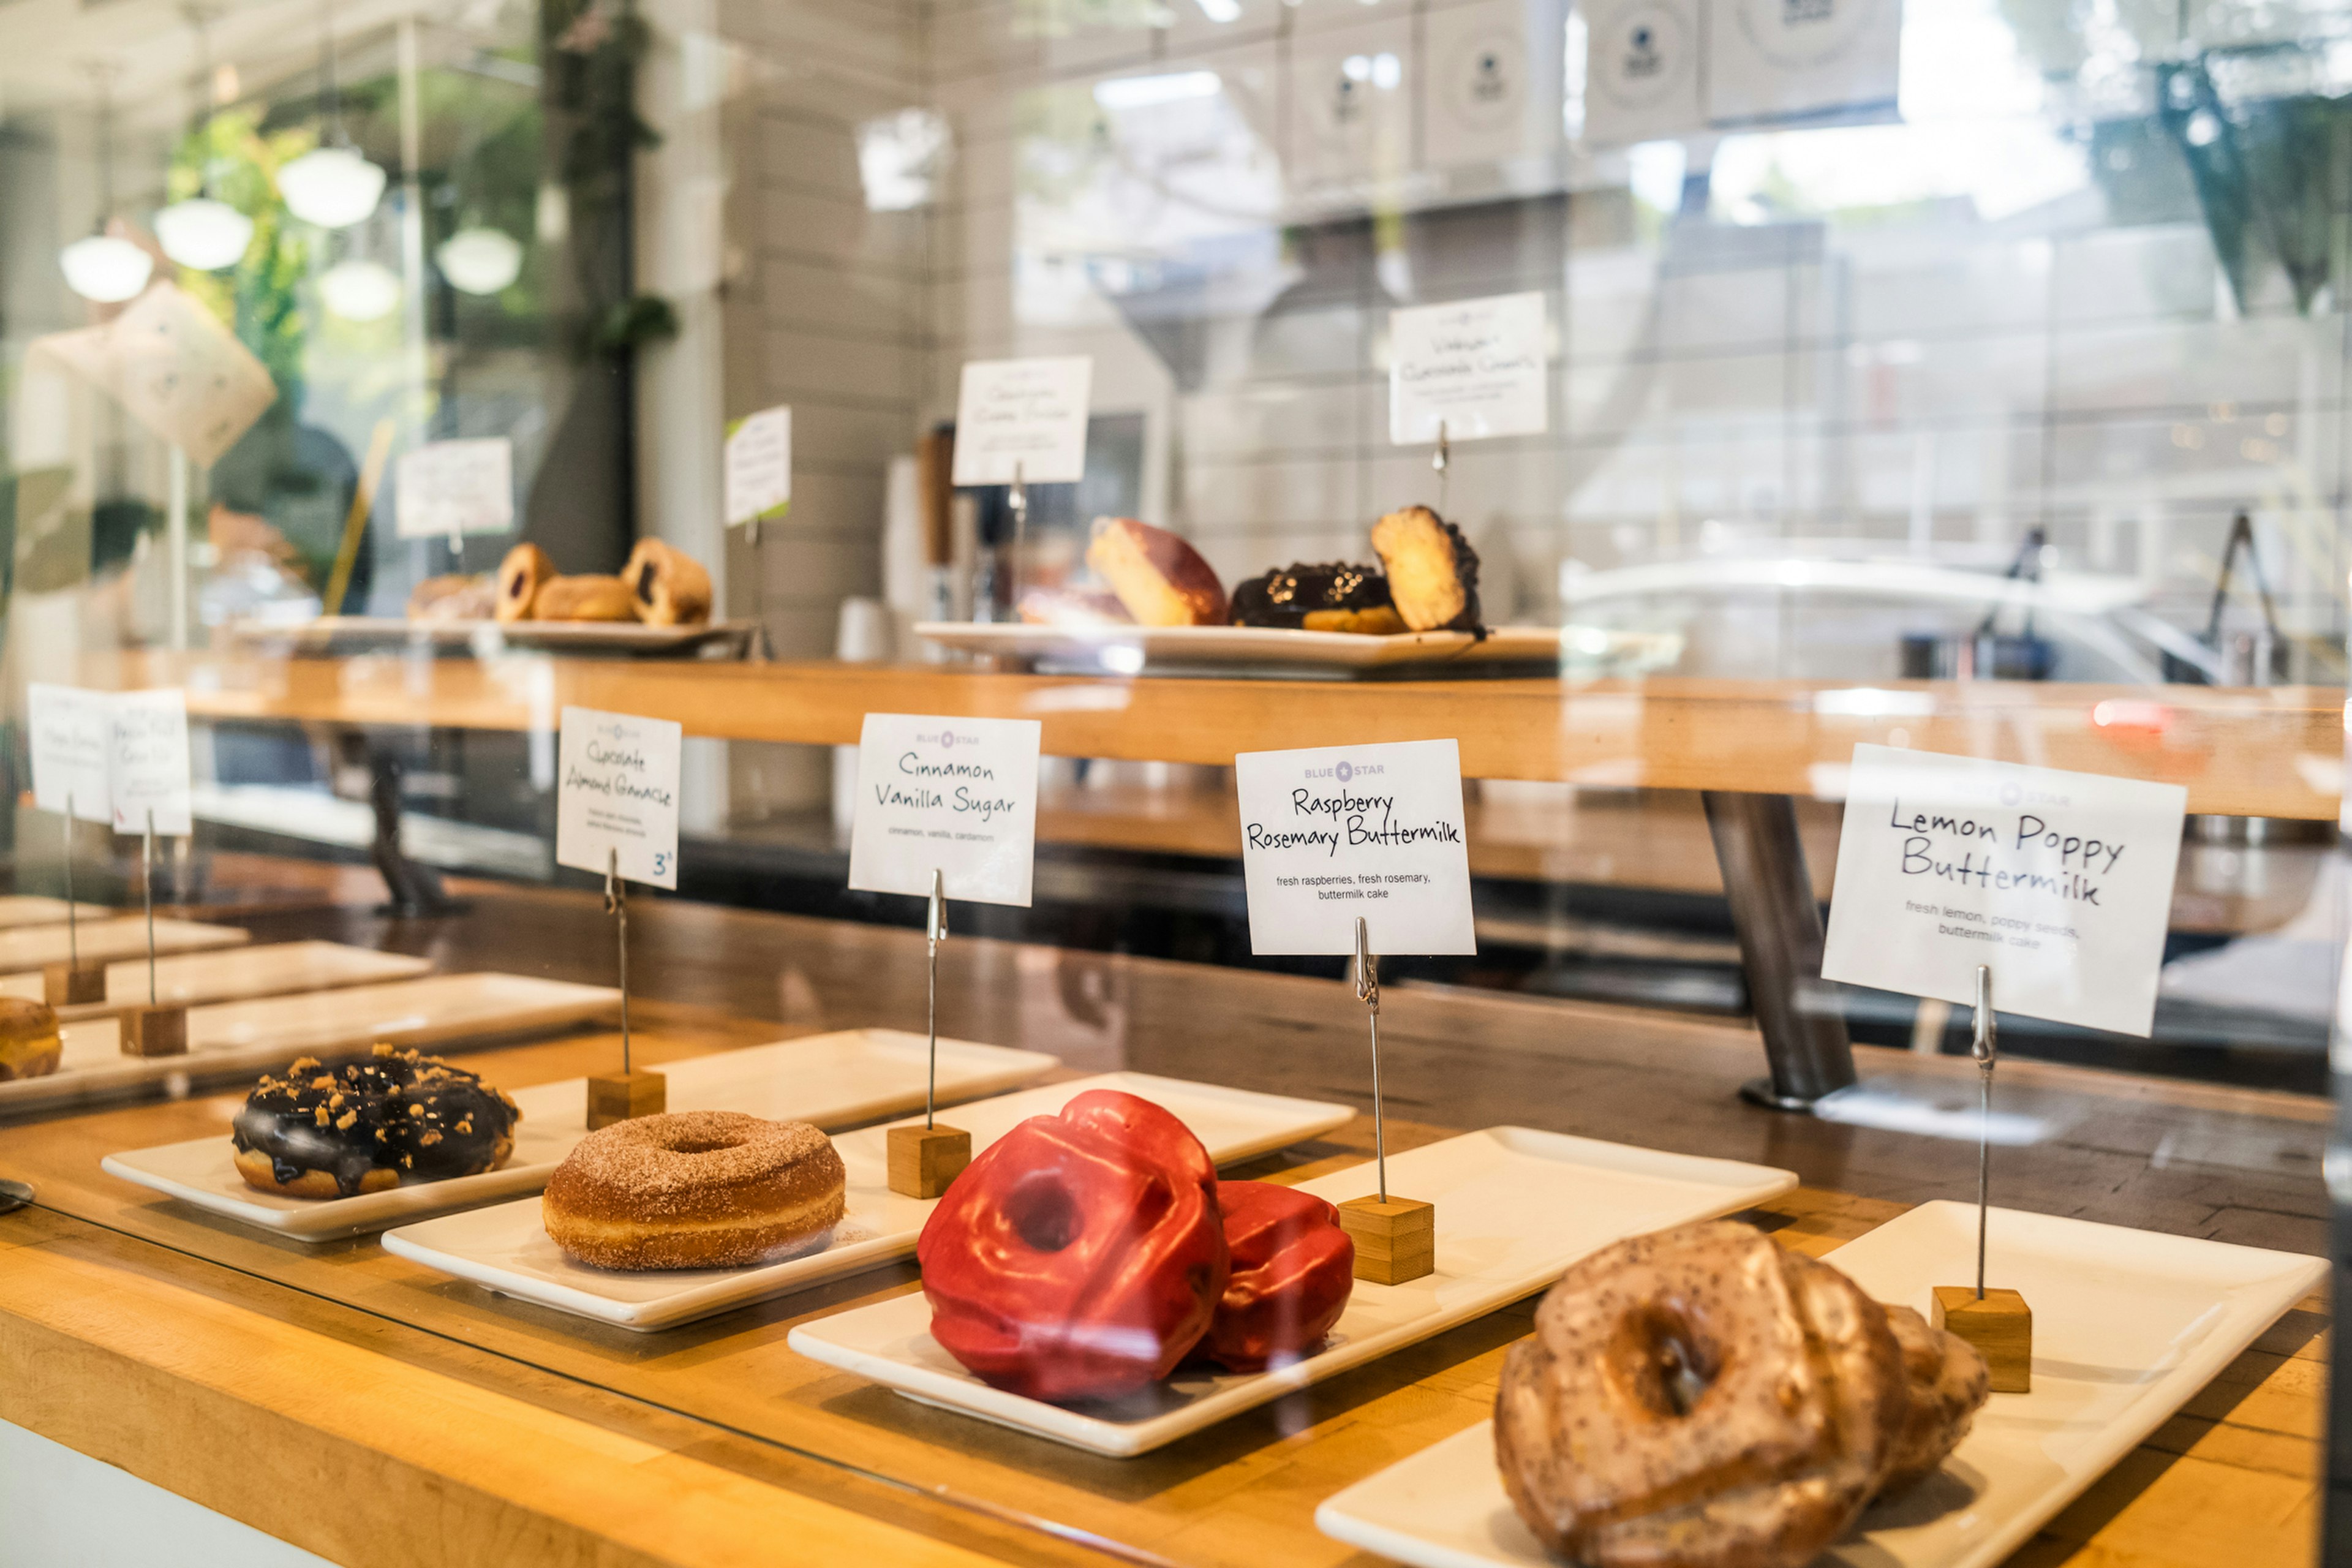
107,688 -> 192,837
848,712 -> 1041,907
1235,739 -> 1476,956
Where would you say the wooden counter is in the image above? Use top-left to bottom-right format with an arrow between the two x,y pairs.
0,887 -> 2332,1567
96,652 -> 2344,818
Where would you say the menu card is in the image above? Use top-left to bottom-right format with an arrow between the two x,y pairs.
1235,739 -> 1476,956
556,706 -> 682,889
396,437 -> 514,541
28,684 -> 114,823
848,713 -> 1041,906
950,358 -> 1092,486
1820,744 -> 2187,1037
725,405 -> 793,526
1389,292 -> 1548,445
108,689 -> 192,837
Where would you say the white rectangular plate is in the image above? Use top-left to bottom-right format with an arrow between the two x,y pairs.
4,971 -> 619,1116
382,1071 -> 1354,1331
0,940 -> 431,1019
104,1028 -> 1060,1241
0,896 -> 111,929
1313,1200 -> 2328,1568
0,915 -> 247,971
237,617 -> 758,655
914,622 -> 1562,674
786,1128 -> 1797,1456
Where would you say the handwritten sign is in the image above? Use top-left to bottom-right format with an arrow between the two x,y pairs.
950,357 -> 1092,486
1235,739 -> 1476,956
556,706 -> 682,889
1821,744 -> 2187,1037
108,689 -> 192,837
724,404 -> 792,526
1389,292 -> 1548,445
396,437 -> 514,541
848,713 -> 1041,906
28,684 -> 113,824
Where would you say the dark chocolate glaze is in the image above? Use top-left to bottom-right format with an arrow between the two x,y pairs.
1418,514 -> 1484,633
1229,562 -> 1395,628
231,1044 -> 521,1196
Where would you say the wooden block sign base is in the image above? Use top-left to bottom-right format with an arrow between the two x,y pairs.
117,1004 -> 188,1058
887,1123 -> 972,1199
42,961 -> 107,1008
587,1069 -> 667,1130
1339,1196 -> 1436,1286
1932,1285 -> 2032,1393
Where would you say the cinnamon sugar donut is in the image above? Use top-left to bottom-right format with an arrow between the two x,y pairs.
542,1110 -> 845,1271
1495,1220 -> 1907,1568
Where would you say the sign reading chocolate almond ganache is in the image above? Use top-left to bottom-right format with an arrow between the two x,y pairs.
848,713 -> 1042,907
556,706 -> 682,889
1235,739 -> 1476,956
1820,744 -> 2186,1037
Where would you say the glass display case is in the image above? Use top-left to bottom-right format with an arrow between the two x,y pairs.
0,1 -> 2346,1566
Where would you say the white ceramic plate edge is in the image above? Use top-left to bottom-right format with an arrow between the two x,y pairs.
785,1131 -> 1798,1457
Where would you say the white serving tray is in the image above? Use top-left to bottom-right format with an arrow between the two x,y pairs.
2,971 -> 620,1116
0,940 -> 431,1019
786,1127 -> 1798,1456
104,1029 -> 1060,1241
381,1071 -> 1355,1331
1313,1199 -> 2329,1568
236,617 -> 758,657
0,896 -> 111,929
914,621 -> 1563,676
0,915 -> 248,972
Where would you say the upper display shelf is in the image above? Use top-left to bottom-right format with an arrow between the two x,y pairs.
91,652 -> 2342,821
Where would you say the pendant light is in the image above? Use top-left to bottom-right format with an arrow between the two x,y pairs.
435,225 -> 522,295
279,4 -> 385,229
318,258 -> 401,320
59,67 -> 154,303
156,10 -> 255,271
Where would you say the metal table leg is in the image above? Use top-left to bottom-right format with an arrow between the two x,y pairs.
1701,790 -> 1856,1110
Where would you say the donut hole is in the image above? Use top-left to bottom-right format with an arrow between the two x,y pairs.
1005,1172 -> 1081,1253
668,1134 -> 744,1156
1612,1305 -> 1718,1419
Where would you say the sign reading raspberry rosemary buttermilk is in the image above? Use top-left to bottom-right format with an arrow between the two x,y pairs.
1234,739 -> 1476,956
1820,744 -> 2186,1036
848,713 -> 1042,906
556,706 -> 682,889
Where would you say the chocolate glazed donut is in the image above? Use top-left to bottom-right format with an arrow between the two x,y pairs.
1495,1220 -> 1908,1568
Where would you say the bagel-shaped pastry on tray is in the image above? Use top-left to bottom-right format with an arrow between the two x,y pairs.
1200,1180 -> 1354,1373
918,1088 -> 1229,1403
1494,1219 -> 1910,1568
622,538 -> 712,627
494,542 -> 554,622
543,1110 -> 845,1270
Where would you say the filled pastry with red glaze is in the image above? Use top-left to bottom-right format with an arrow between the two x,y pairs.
1202,1180 -> 1354,1373
917,1089 -> 1229,1403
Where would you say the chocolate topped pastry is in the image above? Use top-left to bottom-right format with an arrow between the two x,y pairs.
1229,562 -> 1406,636
1370,506 -> 1482,632
231,1044 -> 521,1199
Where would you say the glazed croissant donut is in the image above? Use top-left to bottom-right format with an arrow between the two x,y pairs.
1495,1220 -> 1908,1568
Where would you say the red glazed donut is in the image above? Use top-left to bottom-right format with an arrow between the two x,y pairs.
1203,1180 -> 1354,1373
918,1089 -> 1229,1403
